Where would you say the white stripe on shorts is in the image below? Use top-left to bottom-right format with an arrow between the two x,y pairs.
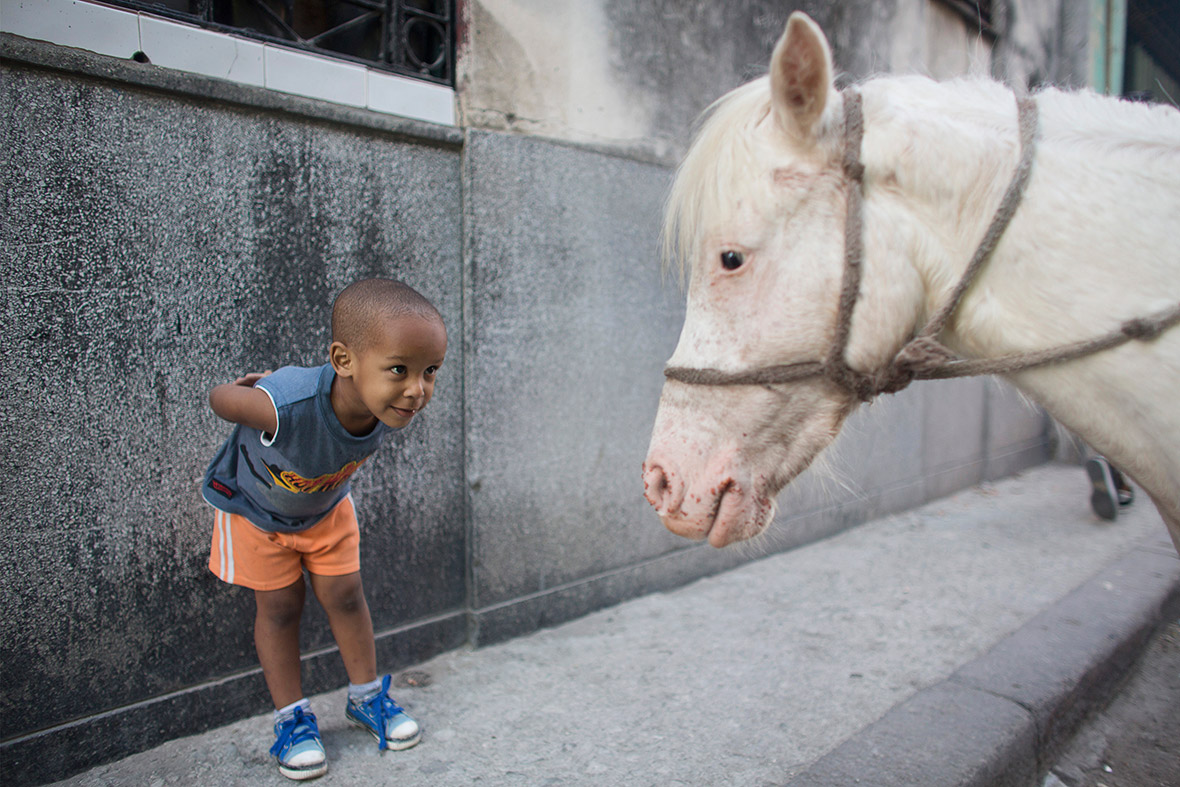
224,511 -> 235,584
216,511 -> 227,581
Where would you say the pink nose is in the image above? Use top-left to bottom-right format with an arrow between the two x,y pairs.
642,459 -> 684,515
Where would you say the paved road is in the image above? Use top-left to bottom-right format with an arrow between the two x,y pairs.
1046,619 -> 1180,787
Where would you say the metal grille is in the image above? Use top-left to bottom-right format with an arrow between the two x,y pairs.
107,0 -> 454,86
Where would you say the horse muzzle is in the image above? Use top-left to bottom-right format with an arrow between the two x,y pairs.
642,455 -> 773,547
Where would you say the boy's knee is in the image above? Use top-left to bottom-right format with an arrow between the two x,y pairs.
255,587 -> 304,629
332,591 -> 366,617
259,602 -> 303,630
316,574 -> 367,616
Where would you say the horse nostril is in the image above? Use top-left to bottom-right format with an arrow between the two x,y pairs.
642,461 -> 682,513
648,466 -> 667,493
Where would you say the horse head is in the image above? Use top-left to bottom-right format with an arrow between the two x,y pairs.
642,13 -> 928,546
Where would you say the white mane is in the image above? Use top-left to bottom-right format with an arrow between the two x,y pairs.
866,76 -> 1180,207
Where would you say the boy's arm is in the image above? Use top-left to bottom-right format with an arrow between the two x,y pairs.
208,372 -> 278,435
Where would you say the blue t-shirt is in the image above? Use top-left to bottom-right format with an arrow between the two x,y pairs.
202,364 -> 389,532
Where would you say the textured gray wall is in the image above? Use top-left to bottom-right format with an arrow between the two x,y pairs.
460,129 -> 757,645
463,132 -> 680,604
0,0 -> 1090,782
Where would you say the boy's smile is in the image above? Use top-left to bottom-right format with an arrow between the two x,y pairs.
330,314 -> 447,436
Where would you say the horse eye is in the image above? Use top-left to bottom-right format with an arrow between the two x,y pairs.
720,250 -> 745,271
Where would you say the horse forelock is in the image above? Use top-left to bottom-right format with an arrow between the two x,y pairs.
661,76 -> 843,283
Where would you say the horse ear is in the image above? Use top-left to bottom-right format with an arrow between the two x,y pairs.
768,12 -> 835,143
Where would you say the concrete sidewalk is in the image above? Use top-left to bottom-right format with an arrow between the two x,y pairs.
49,464 -> 1180,787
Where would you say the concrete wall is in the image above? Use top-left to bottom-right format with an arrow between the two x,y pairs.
459,0 -> 1093,159
2,0 -> 1093,782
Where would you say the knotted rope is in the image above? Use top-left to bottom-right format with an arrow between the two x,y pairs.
664,87 -> 1180,400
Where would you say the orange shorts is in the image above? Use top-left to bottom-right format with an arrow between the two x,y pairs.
208,496 -> 361,591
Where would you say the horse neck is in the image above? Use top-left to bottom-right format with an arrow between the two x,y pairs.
844,77 -> 1022,371
861,78 -> 1180,360
859,79 -> 1180,514
859,78 -> 1027,340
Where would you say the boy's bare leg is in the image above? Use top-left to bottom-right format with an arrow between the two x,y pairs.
308,571 -> 377,684
254,577 -> 307,709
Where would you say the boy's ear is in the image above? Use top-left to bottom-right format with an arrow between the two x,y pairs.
329,341 -> 355,377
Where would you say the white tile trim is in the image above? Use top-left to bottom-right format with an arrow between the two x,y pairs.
1,0 -> 139,59
0,0 -> 455,126
264,44 -> 367,108
368,69 -> 456,126
138,14 -> 265,87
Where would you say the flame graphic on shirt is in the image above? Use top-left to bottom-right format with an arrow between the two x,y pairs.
262,456 -> 369,494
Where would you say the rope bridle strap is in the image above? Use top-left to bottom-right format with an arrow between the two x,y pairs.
664,87 -> 1180,401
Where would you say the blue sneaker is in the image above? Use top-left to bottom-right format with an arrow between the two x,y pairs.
269,706 -> 327,780
345,674 -> 421,750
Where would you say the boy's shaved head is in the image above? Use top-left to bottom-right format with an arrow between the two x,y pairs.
332,278 -> 443,350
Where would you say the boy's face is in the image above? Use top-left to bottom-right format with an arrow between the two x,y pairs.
335,314 -> 447,431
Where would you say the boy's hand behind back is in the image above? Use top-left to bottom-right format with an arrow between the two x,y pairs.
210,370 -> 278,435
234,371 -> 273,388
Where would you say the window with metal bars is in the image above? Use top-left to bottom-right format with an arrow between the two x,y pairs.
104,0 -> 454,86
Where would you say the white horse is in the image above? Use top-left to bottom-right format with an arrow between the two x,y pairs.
642,12 -> 1180,554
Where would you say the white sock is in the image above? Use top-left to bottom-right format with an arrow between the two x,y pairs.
274,698 -> 311,723
348,677 -> 383,700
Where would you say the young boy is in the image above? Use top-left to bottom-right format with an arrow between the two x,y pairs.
202,278 -> 447,780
